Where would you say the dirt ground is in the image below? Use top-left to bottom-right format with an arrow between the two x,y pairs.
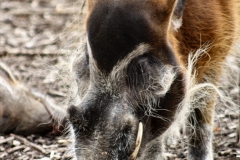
0,0 -> 240,160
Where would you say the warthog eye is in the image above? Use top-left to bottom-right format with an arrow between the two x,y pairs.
126,54 -> 165,94
126,53 -> 177,121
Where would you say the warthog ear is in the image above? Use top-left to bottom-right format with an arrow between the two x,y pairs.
156,0 -> 186,31
87,0 -> 97,11
155,0 -> 186,30
172,0 -> 186,30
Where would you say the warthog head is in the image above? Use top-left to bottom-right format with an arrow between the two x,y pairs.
68,0 -> 186,159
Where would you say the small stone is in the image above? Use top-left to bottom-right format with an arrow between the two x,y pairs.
39,157 -> 51,160
228,132 -> 237,138
50,150 -> 55,158
12,140 -> 21,146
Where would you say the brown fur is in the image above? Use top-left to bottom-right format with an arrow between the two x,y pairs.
68,0 -> 240,159
177,0 -> 240,125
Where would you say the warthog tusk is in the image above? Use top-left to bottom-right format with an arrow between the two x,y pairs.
130,122 -> 143,160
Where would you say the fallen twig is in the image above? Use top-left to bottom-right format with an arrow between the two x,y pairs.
3,47 -> 67,56
7,145 -> 25,153
0,152 -> 8,159
80,0 -> 86,14
0,137 -> 14,145
7,8 -> 79,15
10,134 -> 47,154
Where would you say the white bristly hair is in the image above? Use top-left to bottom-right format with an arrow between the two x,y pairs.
163,40 -> 240,148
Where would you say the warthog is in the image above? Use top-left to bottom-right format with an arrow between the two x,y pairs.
67,0 -> 240,159
0,61 -> 66,135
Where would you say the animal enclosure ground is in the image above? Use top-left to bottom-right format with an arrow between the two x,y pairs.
0,0 -> 240,159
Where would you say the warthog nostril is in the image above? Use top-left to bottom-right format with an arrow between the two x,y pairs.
130,122 -> 143,160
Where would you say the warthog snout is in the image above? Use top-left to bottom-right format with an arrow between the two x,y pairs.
68,99 -> 142,159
